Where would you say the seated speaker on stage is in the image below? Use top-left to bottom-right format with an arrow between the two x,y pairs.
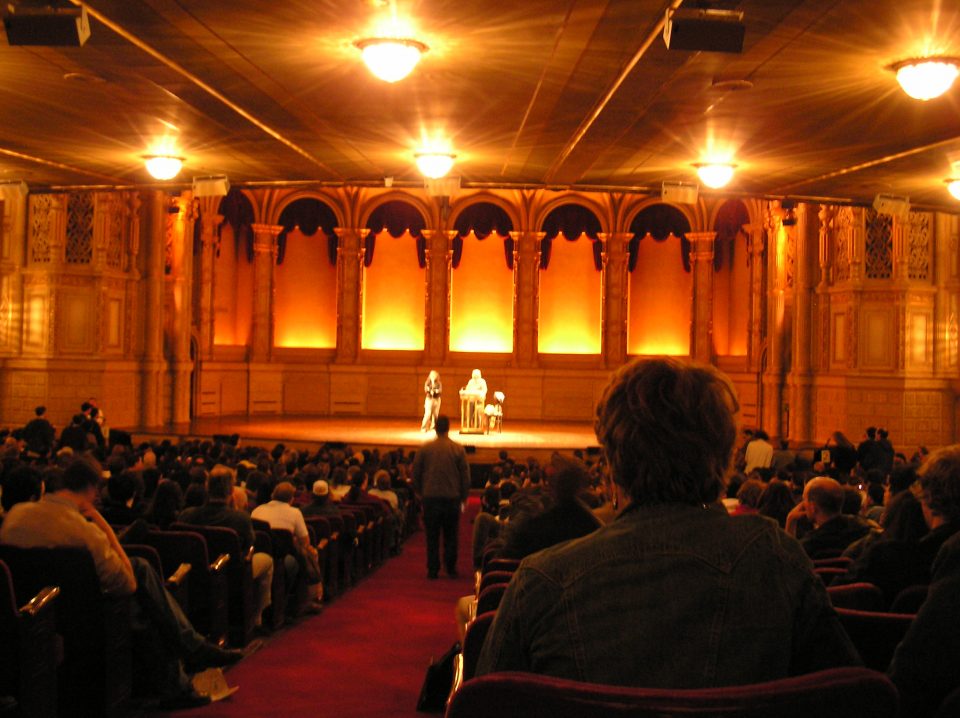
459,369 -> 487,434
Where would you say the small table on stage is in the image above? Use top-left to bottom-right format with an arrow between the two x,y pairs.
459,390 -> 486,434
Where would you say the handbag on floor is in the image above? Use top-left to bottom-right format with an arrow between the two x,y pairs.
416,641 -> 460,712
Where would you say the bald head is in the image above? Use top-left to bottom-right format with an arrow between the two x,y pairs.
803,477 -> 844,524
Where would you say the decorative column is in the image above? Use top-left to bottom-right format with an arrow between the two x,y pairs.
602,232 -> 631,368
934,212 -> 960,375
743,223 -> 766,373
249,224 -> 281,363
761,208 -> 786,439
170,194 -> 196,424
787,204 -> 816,443
687,231 -> 717,363
422,229 -> 452,365
334,227 -> 367,363
0,183 -> 27,356
510,230 -> 544,368
194,196 -> 222,360
140,190 -> 166,427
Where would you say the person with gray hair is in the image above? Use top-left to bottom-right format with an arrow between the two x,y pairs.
476,358 -> 858,687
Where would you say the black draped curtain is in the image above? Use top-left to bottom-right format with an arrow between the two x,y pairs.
217,189 -> 255,261
540,204 -> 603,271
628,204 -> 692,272
712,199 -> 750,272
452,202 -> 514,269
276,198 -> 339,265
365,201 -> 427,268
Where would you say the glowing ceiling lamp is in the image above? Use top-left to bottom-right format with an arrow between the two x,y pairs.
892,57 -> 960,101
945,178 -> 960,201
695,162 -> 736,189
355,37 -> 427,83
415,151 -> 455,179
144,154 -> 183,180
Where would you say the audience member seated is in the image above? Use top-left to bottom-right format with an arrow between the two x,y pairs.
99,470 -> 144,526
913,446 -> 960,571
178,466 -> 274,629
757,479 -> 796,528
476,358 -> 859,686
731,478 -> 763,516
0,457 -> 242,709
0,465 -> 44,526
786,477 -> 870,558
301,480 -> 341,519
142,479 -> 184,529
22,405 -> 55,457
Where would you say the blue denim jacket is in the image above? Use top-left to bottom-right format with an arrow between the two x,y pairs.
475,502 -> 860,687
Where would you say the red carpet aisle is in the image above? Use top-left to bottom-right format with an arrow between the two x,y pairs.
153,498 -> 479,718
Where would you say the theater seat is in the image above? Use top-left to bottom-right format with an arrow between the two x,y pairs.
890,584 -> 928,614
813,556 -> 854,570
475,584 -> 507,616
827,583 -> 886,612
484,558 -> 521,575
834,607 -> 915,671
477,570 -> 513,596
0,559 -> 60,718
814,567 -> 848,586
445,667 -> 898,718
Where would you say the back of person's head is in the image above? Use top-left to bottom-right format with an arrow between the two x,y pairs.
183,483 -> 206,508
1,465 -> 43,511
596,358 -> 738,507
107,470 -> 140,505
736,479 -> 764,509
805,477 -> 844,517
878,428 -> 889,440
842,486 -> 863,515
42,466 -> 64,493
72,413 -> 86,426
435,415 -> 450,435
373,469 -> 390,491
499,479 -> 518,501
206,465 -> 235,501
832,431 -> 852,448
866,426 -> 877,439
34,405 -> 46,417
880,490 -> 928,542
757,479 -> 795,516
549,453 -> 587,503
866,482 -> 885,507
272,481 -> 296,504
889,464 -> 918,495
865,468 -> 885,485
62,457 -> 102,493
754,429 -> 770,442
779,439 -> 789,450
918,445 -> 960,524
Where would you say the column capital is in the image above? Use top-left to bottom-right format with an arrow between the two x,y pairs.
687,231 -> 716,263
334,227 -> 371,240
509,230 -> 546,242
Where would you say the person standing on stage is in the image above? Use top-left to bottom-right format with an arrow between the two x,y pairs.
421,370 -> 442,432
413,415 -> 471,579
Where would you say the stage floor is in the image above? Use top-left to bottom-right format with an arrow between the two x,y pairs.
128,415 -> 599,462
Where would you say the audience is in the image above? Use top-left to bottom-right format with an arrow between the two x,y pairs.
786,477 -> 870,558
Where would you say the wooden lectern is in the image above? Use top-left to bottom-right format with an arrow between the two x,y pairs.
459,390 -> 486,434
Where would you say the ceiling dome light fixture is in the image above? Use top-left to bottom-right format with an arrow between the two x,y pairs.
143,154 -> 183,180
355,37 -> 427,83
945,178 -> 960,201
415,151 -> 455,179
891,57 -> 960,101
695,162 -> 736,189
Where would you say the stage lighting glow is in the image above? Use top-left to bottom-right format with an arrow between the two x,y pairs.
538,233 -> 602,355
274,229 -> 338,349
362,230 -> 425,351
628,234 -> 691,356
450,231 -> 514,353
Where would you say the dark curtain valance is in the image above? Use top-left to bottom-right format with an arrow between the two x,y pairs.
452,202 -> 514,270
217,189 -> 255,262
540,204 -> 603,271
712,199 -> 750,272
276,198 -> 339,266
628,204 -> 692,273
365,201 -> 427,267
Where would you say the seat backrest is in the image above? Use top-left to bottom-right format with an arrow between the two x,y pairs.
835,607 -> 915,671
813,556 -> 854,570
461,611 -> 496,682
485,558 -> 521,575
171,523 -> 243,559
478,571 -> 514,595
827,582 -> 886,611
446,667 -> 898,718
890,584 -> 928,614
305,516 -> 331,540
476,584 -> 507,615
147,529 -> 211,575
814,567 -> 848,586
0,559 -> 17,624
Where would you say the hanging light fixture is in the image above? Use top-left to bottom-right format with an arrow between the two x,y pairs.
695,162 -> 736,189
945,178 -> 960,201
891,57 -> 960,101
355,37 -> 427,83
415,151 -> 455,179
143,155 -> 183,180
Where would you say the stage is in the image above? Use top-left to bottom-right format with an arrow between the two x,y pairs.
125,415 -> 599,463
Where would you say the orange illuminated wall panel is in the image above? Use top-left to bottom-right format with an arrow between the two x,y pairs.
274,229 -> 337,348
628,235 -> 691,356
450,232 -> 514,353
361,230 -> 424,350
712,233 -> 750,356
213,224 -> 253,346
538,234 -> 602,354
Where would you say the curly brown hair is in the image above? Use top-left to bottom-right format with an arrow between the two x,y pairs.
918,445 -> 960,523
594,358 -> 740,506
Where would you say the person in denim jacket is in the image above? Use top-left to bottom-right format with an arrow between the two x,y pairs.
476,358 -> 859,687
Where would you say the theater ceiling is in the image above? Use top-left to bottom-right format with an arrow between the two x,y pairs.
1,0 -> 959,210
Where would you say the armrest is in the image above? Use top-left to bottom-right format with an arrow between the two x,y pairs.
467,598 -> 477,623
245,546 -> 255,562
330,531 -> 340,541
19,585 -> 60,617
318,538 -> 329,551
448,653 -> 465,705
210,553 -> 231,572
367,521 -> 375,530
167,563 -> 192,586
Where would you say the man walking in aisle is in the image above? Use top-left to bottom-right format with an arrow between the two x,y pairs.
414,415 -> 471,579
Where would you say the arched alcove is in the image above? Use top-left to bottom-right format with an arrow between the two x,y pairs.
712,199 -> 750,356
213,190 -> 254,346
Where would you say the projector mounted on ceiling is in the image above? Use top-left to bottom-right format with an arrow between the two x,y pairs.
873,193 -> 910,220
663,7 -> 745,54
661,181 -> 699,205
3,5 -> 90,46
192,175 -> 230,198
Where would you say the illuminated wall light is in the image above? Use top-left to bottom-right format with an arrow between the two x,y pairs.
143,154 -> 183,180
695,162 -> 736,189
355,38 -> 427,82
892,57 -> 960,101
415,151 -> 455,179
945,179 -> 960,201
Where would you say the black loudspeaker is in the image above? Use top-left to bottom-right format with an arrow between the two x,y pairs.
3,6 -> 90,46
663,8 -> 745,54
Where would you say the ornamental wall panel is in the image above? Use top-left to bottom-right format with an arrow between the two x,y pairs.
860,308 -> 894,369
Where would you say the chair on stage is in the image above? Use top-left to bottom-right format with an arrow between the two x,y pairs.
484,392 -> 505,434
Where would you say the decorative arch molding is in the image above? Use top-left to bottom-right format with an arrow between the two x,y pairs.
533,193 -> 610,237
621,195 -> 701,236
625,202 -> 693,273
269,189 -> 347,229
447,193 -> 521,235
358,191 -> 434,232
275,197 -> 340,265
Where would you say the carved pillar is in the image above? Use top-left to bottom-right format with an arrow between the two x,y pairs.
170,194 -> 196,424
195,197 -> 222,360
687,231 -> 717,363
787,204 -> 816,443
0,183 -> 27,356
423,229 -> 452,364
934,212 -> 960,375
140,190 -> 166,427
510,230 -> 543,368
335,227 -> 367,363
761,209 -> 786,439
743,223 -> 766,372
249,223 -> 282,363
602,232 -> 631,368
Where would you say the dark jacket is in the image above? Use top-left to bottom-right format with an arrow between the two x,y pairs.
498,497 -> 601,560
476,503 -> 860,687
413,435 -> 470,502
799,514 -> 870,558
178,501 -> 255,548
